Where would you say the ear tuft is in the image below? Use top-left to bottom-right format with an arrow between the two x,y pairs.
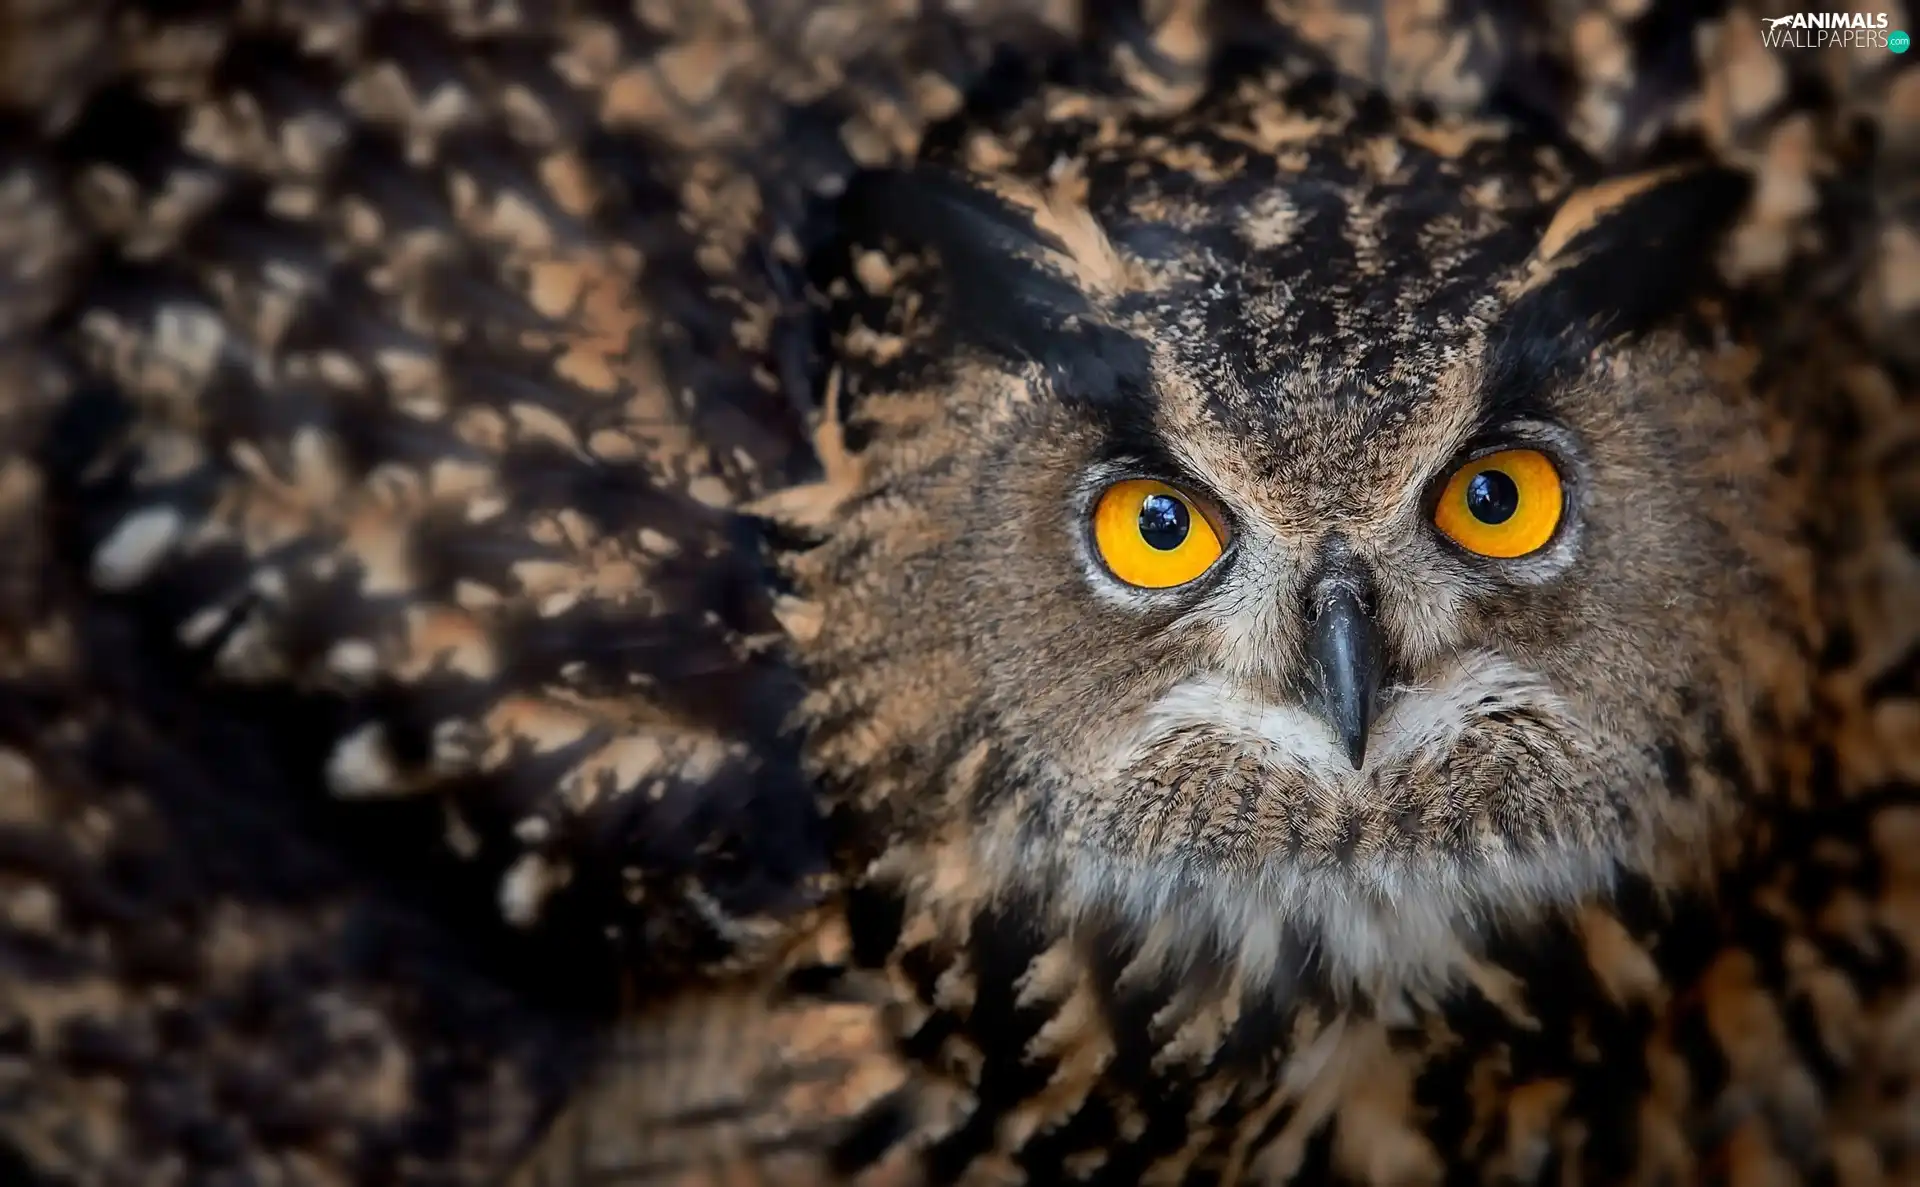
838,169 -> 1151,403
1508,165 -> 1753,343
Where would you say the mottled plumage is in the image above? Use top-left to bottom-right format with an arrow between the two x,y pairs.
0,1 -> 1915,1186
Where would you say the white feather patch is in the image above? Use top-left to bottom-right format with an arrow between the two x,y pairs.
1020,652 -> 1615,998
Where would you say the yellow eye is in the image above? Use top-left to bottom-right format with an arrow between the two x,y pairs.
1433,449 -> 1564,558
1091,479 -> 1224,589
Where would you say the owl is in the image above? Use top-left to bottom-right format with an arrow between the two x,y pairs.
1,2 -> 1917,1186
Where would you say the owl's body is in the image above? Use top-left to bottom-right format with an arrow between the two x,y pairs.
0,2 -> 1915,1185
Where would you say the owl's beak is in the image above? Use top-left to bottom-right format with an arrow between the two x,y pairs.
1304,579 -> 1383,770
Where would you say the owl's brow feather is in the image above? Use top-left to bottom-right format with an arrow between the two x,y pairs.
1472,333 -> 1576,441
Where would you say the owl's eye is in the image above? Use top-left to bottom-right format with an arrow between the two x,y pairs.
1433,449 -> 1564,558
1092,479 -> 1225,589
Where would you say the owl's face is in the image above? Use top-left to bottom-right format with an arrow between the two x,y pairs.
774,72 -> 1805,993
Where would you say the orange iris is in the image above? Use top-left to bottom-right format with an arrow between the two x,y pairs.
1091,479 -> 1225,589
1433,449 -> 1564,558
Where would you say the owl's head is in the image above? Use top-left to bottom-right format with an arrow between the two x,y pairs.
769,69 -> 1810,995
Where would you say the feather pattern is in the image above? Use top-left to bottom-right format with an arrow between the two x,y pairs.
0,1 -> 1913,1185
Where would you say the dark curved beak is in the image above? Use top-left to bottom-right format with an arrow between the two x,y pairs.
1304,580 -> 1384,770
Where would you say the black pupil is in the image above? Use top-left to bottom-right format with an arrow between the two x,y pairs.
1465,470 -> 1520,525
1138,494 -> 1191,550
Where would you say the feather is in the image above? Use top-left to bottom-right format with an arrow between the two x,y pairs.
0,2 -> 1915,1184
